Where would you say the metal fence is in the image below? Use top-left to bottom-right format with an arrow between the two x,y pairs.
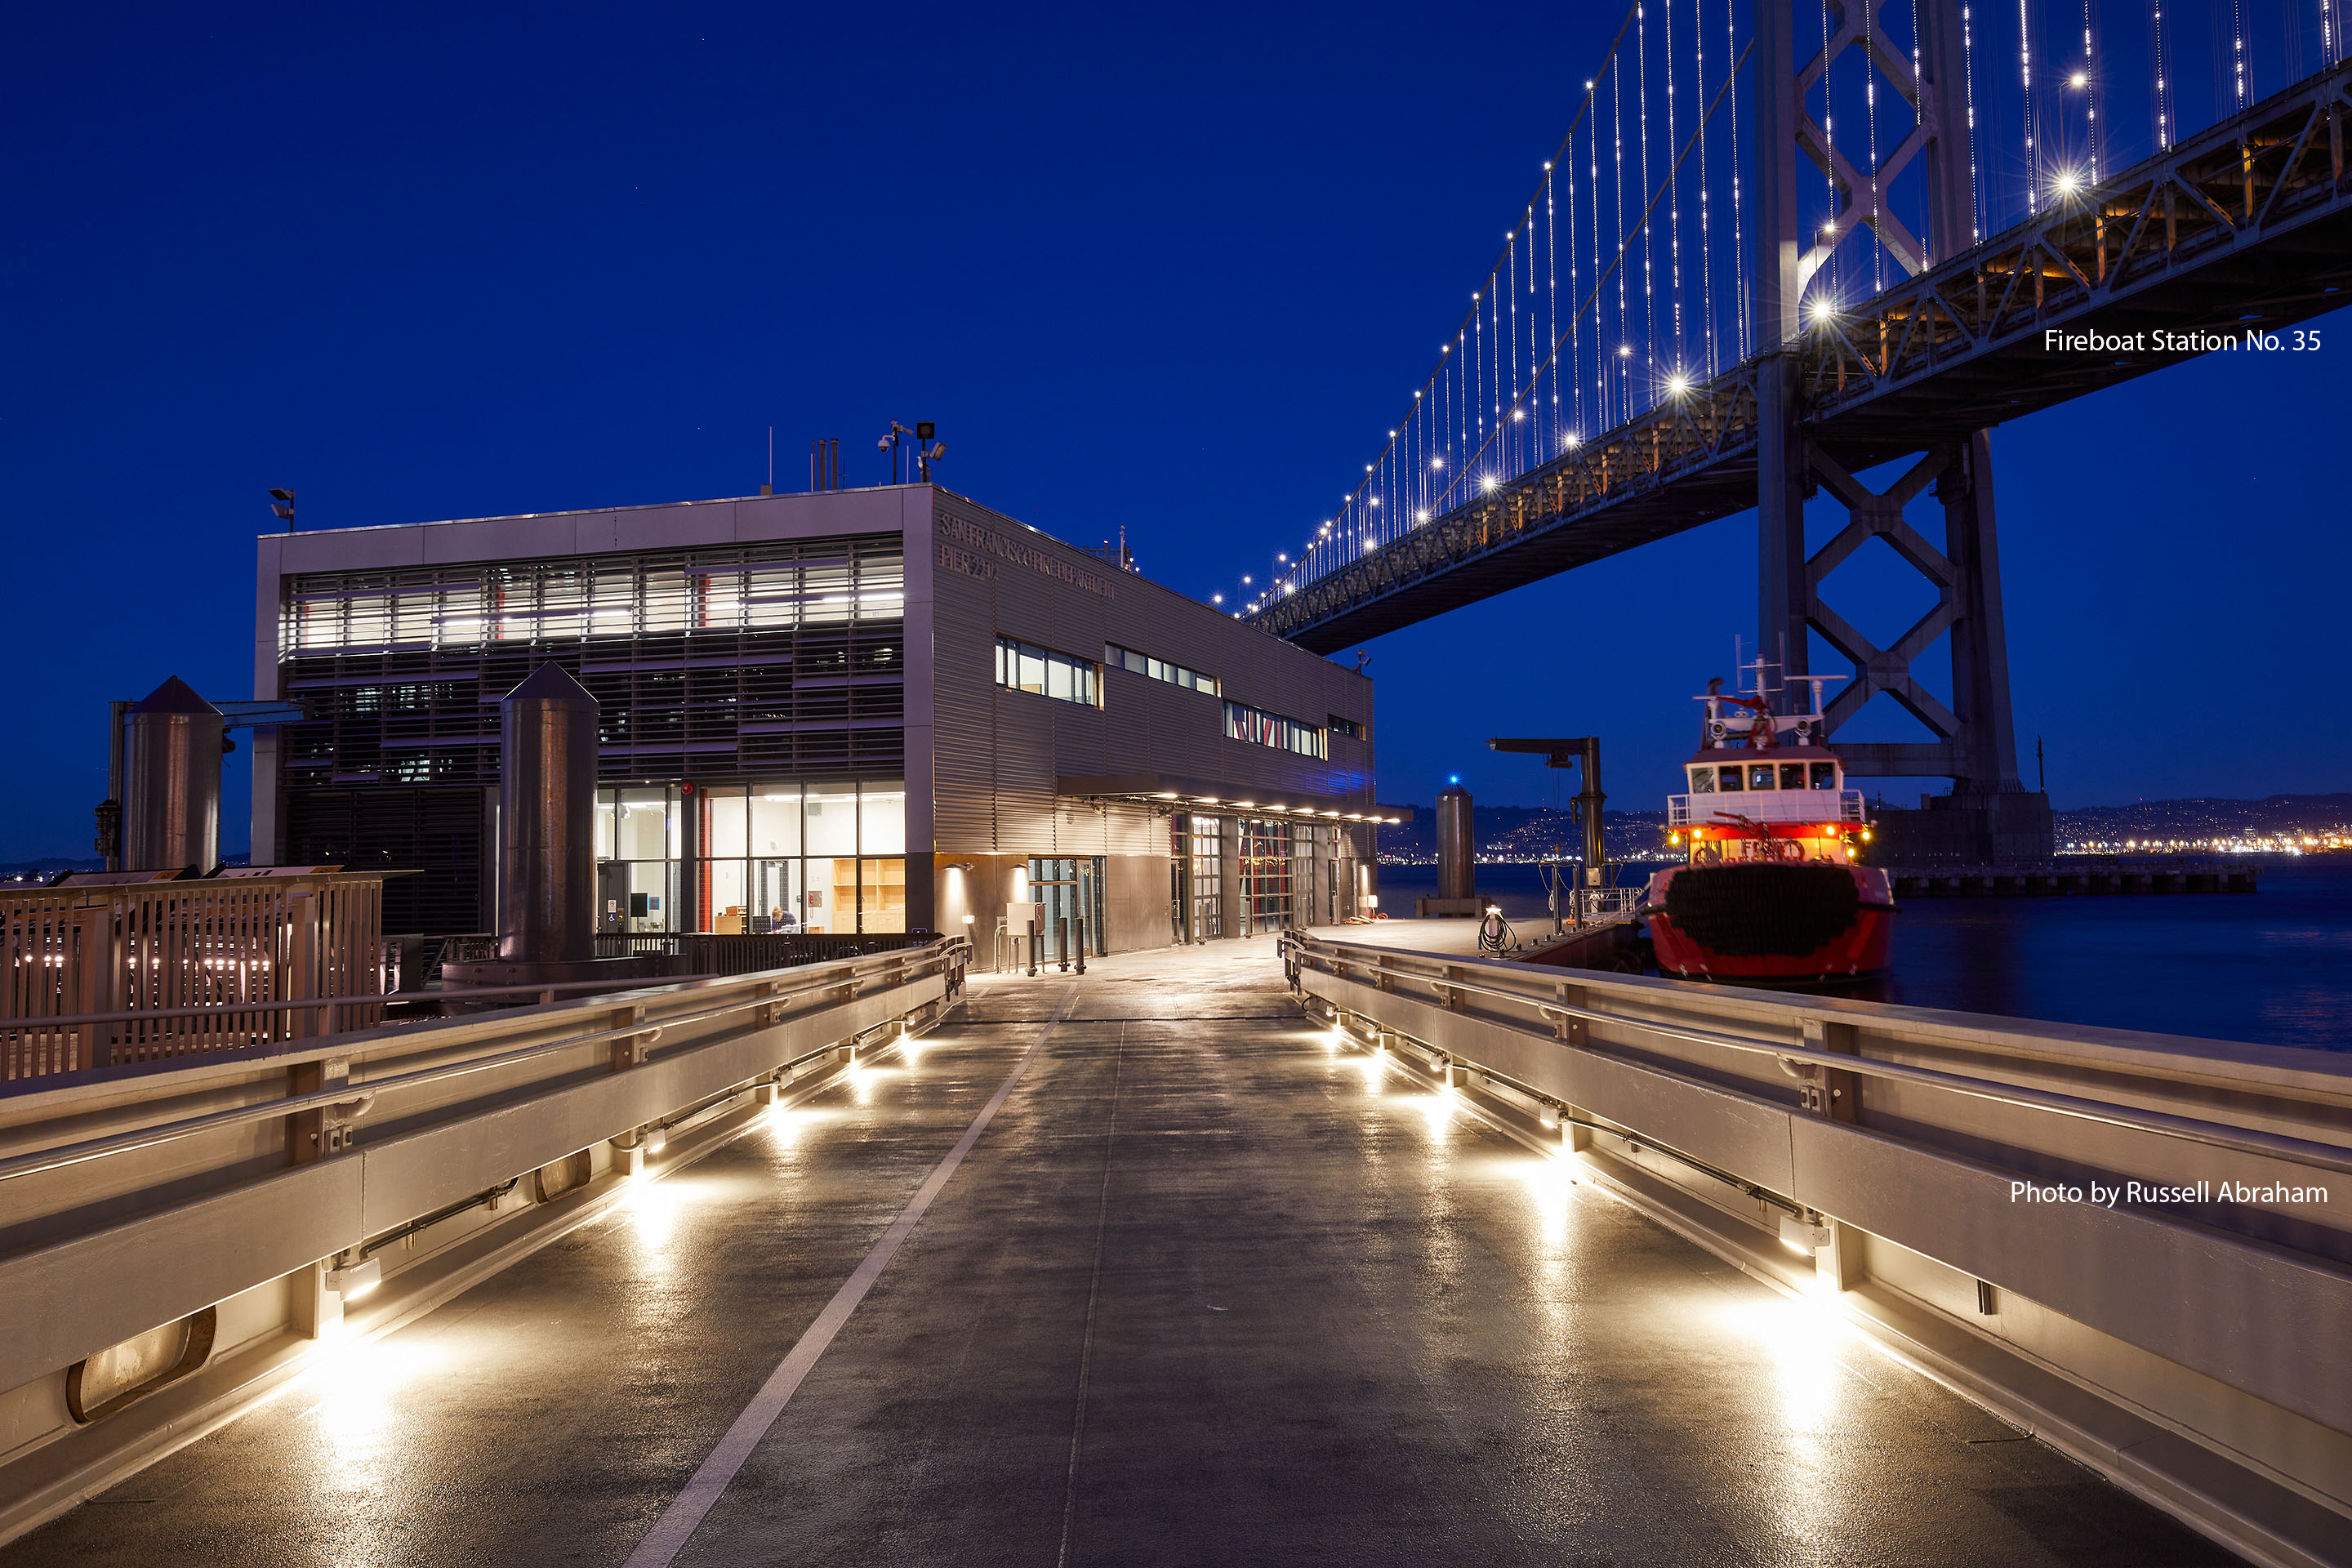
593,931 -> 936,975
2,873 -> 385,1085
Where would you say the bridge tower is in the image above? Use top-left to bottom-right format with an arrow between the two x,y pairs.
1753,0 -> 2053,860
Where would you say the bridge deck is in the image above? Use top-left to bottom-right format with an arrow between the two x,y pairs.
4,943 -> 2234,1566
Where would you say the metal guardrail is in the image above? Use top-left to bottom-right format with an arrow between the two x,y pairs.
594,930 -> 936,973
0,937 -> 969,1458
1278,931 -> 2352,1566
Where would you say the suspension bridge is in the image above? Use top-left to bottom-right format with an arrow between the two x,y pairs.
1244,0 -> 2351,790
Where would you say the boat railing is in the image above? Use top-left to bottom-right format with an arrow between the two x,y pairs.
1569,886 -> 1645,924
1667,789 -> 1867,826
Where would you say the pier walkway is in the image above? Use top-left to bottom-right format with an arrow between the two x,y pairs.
1,940 -> 2230,1566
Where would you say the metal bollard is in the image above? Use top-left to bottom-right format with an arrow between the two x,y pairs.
1027,919 -> 1039,977
1076,922 -> 1087,974
1058,917 -> 1071,973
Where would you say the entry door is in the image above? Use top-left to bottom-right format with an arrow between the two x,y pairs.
1027,857 -> 1106,960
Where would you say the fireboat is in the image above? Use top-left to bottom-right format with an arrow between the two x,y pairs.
1642,660 -> 1895,983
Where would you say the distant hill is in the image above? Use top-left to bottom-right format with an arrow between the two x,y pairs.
0,857 -> 102,887
2049,794 -> 2352,840
1378,805 -> 1666,863
1377,794 -> 2352,862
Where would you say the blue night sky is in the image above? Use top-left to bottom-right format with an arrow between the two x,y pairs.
4,1 -> 2345,860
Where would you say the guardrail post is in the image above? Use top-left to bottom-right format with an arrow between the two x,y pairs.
611,1004 -> 649,1072
70,902 -> 121,1071
1442,964 -> 1466,1013
1802,1019 -> 1861,1122
287,1055 -> 352,1165
1817,1219 -> 1864,1291
284,891 -> 319,1043
1553,983 -> 1588,1046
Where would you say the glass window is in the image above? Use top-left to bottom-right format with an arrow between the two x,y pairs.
1749,764 -> 1776,791
1105,643 -> 1217,696
751,856 -> 804,933
804,786 -> 858,855
861,781 -> 906,854
1717,765 -> 1744,791
706,858 -> 749,931
804,860 -> 851,930
595,794 -> 617,858
1688,766 -> 1716,794
704,786 -> 748,858
1811,762 -> 1838,789
615,787 -> 670,859
1223,700 -> 1325,759
1000,636 -> 1098,707
751,787 -> 802,856
861,858 -> 908,933
1780,764 -> 1806,790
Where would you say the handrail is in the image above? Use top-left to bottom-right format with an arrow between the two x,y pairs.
1282,933 -> 2352,1178
0,940 -> 968,1186
2,936 -> 964,1034
0,973 -> 733,1033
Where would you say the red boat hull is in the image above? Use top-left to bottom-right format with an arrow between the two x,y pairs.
1644,864 -> 1895,982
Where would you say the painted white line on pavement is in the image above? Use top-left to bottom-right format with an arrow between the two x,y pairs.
623,984 -> 1081,1568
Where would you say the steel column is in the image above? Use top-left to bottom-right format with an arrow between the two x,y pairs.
1754,0 -> 1810,704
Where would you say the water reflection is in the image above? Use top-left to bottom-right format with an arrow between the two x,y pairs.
1378,861 -> 2352,1049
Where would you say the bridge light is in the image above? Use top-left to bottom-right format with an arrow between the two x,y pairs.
1667,373 -> 1690,395
1431,456 -> 1445,470
1810,297 -> 1837,325
1481,474 -> 1499,492
2054,169 -> 2082,194
1512,408 -> 1524,421
2069,71 -> 2087,86
1416,510 -> 1430,522
1212,594 -> 1223,604
1368,497 -> 1379,507
1618,345 -> 1633,358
